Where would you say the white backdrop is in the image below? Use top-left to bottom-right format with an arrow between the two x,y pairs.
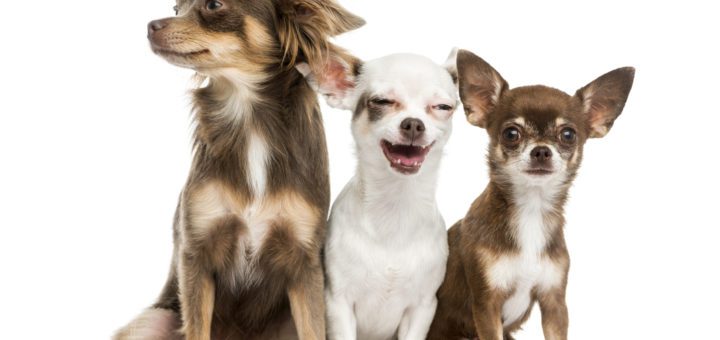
1,0 -> 718,339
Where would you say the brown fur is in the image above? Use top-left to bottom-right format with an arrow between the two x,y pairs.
428,50 -> 634,340
276,0 -> 365,73
115,1 -> 363,339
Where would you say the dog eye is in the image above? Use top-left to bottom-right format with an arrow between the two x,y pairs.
370,98 -> 395,106
502,127 -> 521,143
434,104 -> 453,111
206,0 -> 223,10
559,127 -> 576,143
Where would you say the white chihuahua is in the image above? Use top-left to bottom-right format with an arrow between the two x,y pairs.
298,51 -> 458,340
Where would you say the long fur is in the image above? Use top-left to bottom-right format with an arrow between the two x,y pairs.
115,1 -> 364,339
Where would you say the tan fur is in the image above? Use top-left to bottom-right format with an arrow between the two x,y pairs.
187,181 -> 320,248
288,271 -> 326,340
116,1 -> 364,339
270,191 -> 323,248
178,272 -> 215,340
276,0 -> 365,73
113,309 -> 183,340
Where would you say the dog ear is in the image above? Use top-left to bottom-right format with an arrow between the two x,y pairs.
277,0 -> 365,72
575,67 -> 635,138
443,48 -> 459,86
456,49 -> 508,128
296,55 -> 361,110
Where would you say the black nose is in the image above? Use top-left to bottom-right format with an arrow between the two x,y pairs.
400,118 -> 425,141
530,146 -> 552,162
148,19 -> 169,35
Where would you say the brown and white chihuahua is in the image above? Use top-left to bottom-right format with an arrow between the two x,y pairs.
114,1 -> 363,339
428,50 -> 634,340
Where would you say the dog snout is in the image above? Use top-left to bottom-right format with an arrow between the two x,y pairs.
148,19 -> 170,36
530,146 -> 552,163
400,118 -> 425,142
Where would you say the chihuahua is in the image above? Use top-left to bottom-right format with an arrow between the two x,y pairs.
427,50 -> 634,340
114,1 -> 363,339
298,52 -> 458,340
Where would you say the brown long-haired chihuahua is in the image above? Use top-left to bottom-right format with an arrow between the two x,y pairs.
427,50 -> 634,340
114,1 -> 363,339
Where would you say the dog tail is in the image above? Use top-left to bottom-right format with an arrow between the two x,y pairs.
113,307 -> 182,340
114,200 -> 184,340
114,257 -> 183,340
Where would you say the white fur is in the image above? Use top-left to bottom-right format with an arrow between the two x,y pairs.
319,54 -> 457,340
246,132 -> 269,196
197,69 -> 270,198
113,308 -> 182,340
488,142 -> 568,326
203,68 -> 262,122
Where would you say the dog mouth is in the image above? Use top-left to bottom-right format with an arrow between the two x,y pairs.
381,140 -> 434,175
524,168 -> 554,176
152,45 -> 210,59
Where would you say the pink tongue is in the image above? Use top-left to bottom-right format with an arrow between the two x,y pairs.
395,154 -> 425,166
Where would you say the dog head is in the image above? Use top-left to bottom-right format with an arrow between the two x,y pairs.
147,0 -> 364,73
299,51 -> 459,176
456,49 -> 635,189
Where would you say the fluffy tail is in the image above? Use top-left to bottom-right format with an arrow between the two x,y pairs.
113,308 -> 183,340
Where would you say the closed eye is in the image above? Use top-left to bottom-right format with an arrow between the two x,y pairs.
434,104 -> 453,111
370,98 -> 395,106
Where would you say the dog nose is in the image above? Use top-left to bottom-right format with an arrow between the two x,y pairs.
400,118 -> 425,141
148,19 -> 169,34
530,146 -> 552,162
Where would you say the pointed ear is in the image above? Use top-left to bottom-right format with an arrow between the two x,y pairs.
456,49 -> 508,128
443,47 -> 459,86
575,67 -> 635,138
297,55 -> 361,110
277,0 -> 365,71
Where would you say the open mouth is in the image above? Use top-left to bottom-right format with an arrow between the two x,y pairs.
381,140 -> 434,174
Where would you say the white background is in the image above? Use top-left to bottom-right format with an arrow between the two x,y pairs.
1,0 -> 718,339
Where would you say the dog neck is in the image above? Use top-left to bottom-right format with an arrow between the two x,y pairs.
201,68 -> 264,123
356,152 -> 441,212
488,170 -> 570,255
191,65 -> 307,150
188,64 -> 320,199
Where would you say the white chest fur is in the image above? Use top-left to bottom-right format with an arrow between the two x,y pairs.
245,132 -> 268,197
486,189 -> 564,326
206,69 -> 268,197
325,177 -> 448,339
489,252 -> 563,326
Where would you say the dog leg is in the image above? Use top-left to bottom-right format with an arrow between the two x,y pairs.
538,288 -> 568,340
468,291 -> 504,340
261,212 -> 326,340
397,297 -> 438,340
464,258 -> 503,340
326,293 -> 356,340
177,217 -> 238,340
179,182 -> 246,340
178,253 -> 215,340
287,258 -> 326,340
